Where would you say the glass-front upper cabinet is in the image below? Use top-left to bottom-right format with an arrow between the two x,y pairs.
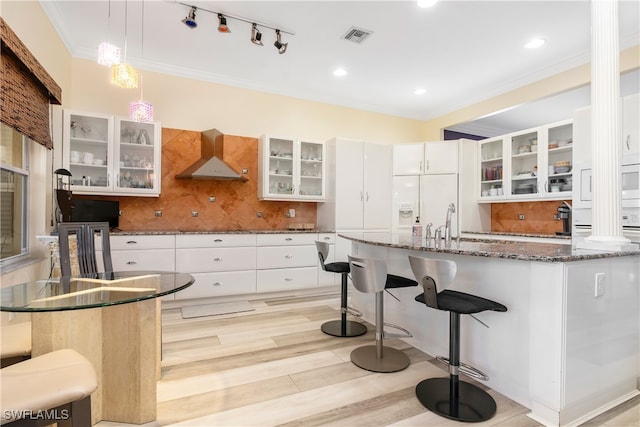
510,129 -> 539,197
62,110 -> 161,196
63,111 -> 113,191
258,135 -> 325,202
544,120 -> 573,196
114,118 -> 161,195
479,138 -> 504,200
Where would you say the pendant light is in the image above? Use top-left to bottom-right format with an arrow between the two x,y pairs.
130,0 -> 153,122
129,0 -> 153,122
97,0 -> 121,66
111,0 -> 139,88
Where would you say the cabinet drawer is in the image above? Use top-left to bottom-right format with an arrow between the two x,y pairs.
109,235 -> 175,250
174,270 -> 256,300
257,267 -> 318,293
110,249 -> 175,271
176,234 -> 256,248
317,233 -> 335,244
176,247 -> 256,273
257,245 -> 317,269
256,233 -> 318,246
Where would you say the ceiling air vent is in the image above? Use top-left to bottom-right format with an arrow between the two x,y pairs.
342,26 -> 373,44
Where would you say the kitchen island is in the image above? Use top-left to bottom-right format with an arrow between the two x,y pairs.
340,232 -> 640,427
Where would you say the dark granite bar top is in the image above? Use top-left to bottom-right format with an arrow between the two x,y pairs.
461,230 -> 572,240
110,229 -> 333,235
339,232 -> 640,263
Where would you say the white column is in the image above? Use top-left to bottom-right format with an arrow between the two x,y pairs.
578,0 -> 635,251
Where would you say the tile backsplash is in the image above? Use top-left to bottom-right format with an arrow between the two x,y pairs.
491,200 -> 570,235
73,128 -> 317,231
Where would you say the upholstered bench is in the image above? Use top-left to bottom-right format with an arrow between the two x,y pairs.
1,348 -> 97,426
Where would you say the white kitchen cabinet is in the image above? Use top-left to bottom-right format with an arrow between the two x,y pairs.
424,140 -> 459,174
393,143 -> 424,175
62,110 -> 161,197
622,93 -> 639,160
392,141 -> 458,175
258,135 -> 325,201
318,138 -> 392,231
106,235 -> 175,271
256,233 -> 318,293
478,120 -> 573,202
175,234 -> 257,300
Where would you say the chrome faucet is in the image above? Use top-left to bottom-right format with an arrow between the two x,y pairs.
444,203 -> 456,244
425,223 -> 433,247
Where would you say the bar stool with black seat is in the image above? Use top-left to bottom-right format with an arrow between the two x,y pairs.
315,241 -> 367,337
348,255 -> 418,373
408,255 -> 507,422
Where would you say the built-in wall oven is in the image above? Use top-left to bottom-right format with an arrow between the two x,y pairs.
573,162 -> 640,243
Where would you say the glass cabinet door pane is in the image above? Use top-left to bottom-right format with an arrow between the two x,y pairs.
116,120 -> 156,191
547,123 -> 573,194
267,137 -> 294,196
511,131 -> 538,196
479,139 -> 503,198
68,113 -> 110,188
299,140 -> 323,197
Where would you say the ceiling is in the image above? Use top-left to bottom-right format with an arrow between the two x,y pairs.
41,0 -> 639,136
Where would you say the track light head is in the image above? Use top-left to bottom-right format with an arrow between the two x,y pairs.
217,14 -> 231,33
182,6 -> 197,28
274,29 -> 288,54
251,23 -> 263,46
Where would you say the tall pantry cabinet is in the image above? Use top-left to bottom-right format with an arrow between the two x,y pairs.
317,138 -> 392,260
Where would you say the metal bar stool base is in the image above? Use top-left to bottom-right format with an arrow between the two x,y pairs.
350,345 -> 410,373
321,320 -> 367,337
415,377 -> 497,422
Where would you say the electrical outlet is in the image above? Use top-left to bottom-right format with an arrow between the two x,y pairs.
191,211 -> 199,217
518,214 -> 525,220
595,272 -> 605,297
154,210 -> 162,217
209,196 -> 216,202
256,212 -> 263,218
289,208 -> 296,218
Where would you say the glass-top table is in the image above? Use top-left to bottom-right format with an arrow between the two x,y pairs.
0,271 -> 194,312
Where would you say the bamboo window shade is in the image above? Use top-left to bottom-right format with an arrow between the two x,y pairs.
1,18 -> 61,149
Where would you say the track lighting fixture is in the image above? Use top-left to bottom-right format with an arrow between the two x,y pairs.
217,14 -> 231,33
251,23 -> 263,46
274,29 -> 288,54
182,6 -> 197,28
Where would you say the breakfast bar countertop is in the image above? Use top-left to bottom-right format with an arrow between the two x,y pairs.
110,229 -> 334,235
339,232 -> 640,262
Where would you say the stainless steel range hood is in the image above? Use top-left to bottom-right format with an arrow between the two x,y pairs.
175,129 -> 247,181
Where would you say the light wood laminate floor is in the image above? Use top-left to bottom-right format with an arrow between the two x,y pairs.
96,292 -> 639,427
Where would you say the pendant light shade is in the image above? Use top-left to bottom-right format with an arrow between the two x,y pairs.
111,63 -> 139,88
97,41 -> 121,66
130,99 -> 153,122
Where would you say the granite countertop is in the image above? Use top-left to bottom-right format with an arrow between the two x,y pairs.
339,232 -> 640,262
110,229 -> 333,235
461,230 -> 572,240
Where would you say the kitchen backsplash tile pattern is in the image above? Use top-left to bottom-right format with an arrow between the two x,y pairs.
491,200 -> 570,235
74,128 -> 317,231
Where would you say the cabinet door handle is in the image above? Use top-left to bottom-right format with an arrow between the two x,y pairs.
285,255 -> 293,259
126,241 -> 138,244
365,192 -> 369,201
126,261 -> 137,265
426,160 -> 430,171
214,257 -> 223,261
323,236 -> 330,240
419,161 -> 423,172
285,237 -> 293,241
285,277 -> 293,282
626,135 -> 631,150
214,238 -> 223,242
212,282 -> 222,286
360,191 -> 363,201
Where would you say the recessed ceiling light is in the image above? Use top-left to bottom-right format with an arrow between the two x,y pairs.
417,0 -> 438,8
333,68 -> 347,77
414,88 -> 426,95
525,38 -> 546,49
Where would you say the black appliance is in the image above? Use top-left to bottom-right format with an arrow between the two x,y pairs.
70,199 -> 120,229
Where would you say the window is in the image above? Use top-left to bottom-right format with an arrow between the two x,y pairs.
0,122 -> 29,262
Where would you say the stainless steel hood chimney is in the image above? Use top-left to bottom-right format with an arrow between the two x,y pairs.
175,129 -> 248,181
